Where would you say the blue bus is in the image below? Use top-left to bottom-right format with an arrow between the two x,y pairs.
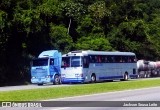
61,50 -> 137,83
31,50 -> 61,85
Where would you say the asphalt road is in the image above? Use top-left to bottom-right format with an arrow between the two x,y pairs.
1,86 -> 160,110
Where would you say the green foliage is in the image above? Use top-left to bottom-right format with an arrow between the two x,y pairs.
50,24 -> 73,53
88,1 -> 108,20
76,33 -> 112,51
0,11 -> 8,51
1,0 -> 160,85
77,15 -> 94,36
13,9 -> 43,33
0,10 -> 7,29
60,0 -> 86,20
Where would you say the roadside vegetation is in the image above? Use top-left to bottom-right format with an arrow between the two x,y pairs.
1,0 -> 160,86
0,79 -> 160,101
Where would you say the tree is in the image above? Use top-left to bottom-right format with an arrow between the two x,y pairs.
76,33 -> 113,51
49,24 -> 73,53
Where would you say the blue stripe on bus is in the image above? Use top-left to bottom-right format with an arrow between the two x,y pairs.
61,78 -> 85,83
130,74 -> 138,78
99,75 -> 123,79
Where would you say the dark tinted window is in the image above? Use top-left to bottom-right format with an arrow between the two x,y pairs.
88,55 -> 136,63
83,56 -> 89,68
50,59 -> 54,65
32,58 -> 48,66
61,57 -> 70,68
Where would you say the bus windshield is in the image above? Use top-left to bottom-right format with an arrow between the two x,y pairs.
32,58 -> 49,66
61,57 -> 70,68
71,56 -> 81,67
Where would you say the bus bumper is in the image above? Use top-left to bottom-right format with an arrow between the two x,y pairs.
31,77 -> 53,84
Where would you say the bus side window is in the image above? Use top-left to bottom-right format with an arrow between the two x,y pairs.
123,56 -> 128,63
108,56 -> 112,63
89,56 -> 94,63
50,59 -> 54,65
83,56 -> 89,68
101,55 -> 106,63
128,58 -> 131,62
129,56 -> 135,62
95,56 -> 98,63
111,56 -> 115,63
115,56 -> 121,63
104,56 -> 108,63
98,56 -> 102,63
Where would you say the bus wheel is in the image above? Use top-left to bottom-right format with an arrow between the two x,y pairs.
91,74 -> 96,83
124,73 -> 128,81
38,83 -> 43,86
121,73 -> 128,81
147,73 -> 150,78
144,73 -> 147,78
54,75 -> 60,85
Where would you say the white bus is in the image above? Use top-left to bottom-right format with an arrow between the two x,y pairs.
61,50 -> 137,83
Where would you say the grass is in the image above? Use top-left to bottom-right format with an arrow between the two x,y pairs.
0,78 -> 160,101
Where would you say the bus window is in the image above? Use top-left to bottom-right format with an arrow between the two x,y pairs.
129,56 -> 136,62
32,58 -> 48,66
98,56 -> 102,63
104,56 -> 108,63
83,56 -> 89,68
50,59 -> 54,65
115,56 -> 122,63
108,56 -> 115,63
122,56 -> 128,63
101,55 -> 106,63
89,55 -> 95,63
95,56 -> 98,63
61,57 -> 70,68
71,56 -> 81,67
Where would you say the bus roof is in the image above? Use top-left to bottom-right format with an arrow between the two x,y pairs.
38,50 -> 60,58
62,50 -> 136,57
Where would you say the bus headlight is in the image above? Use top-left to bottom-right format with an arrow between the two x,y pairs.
61,74 -> 66,78
75,74 -> 83,77
45,75 -> 50,78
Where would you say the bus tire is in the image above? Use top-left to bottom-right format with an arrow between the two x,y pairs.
38,83 -> 43,86
91,74 -> 96,83
147,73 -> 150,78
121,73 -> 128,81
53,75 -> 60,85
144,73 -> 147,78
124,73 -> 128,81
